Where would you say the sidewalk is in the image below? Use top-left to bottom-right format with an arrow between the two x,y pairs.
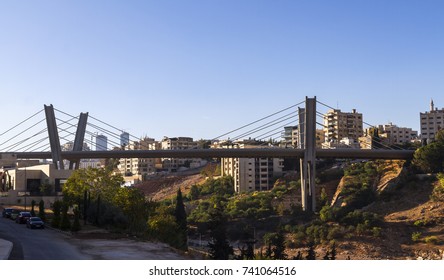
0,238 -> 13,260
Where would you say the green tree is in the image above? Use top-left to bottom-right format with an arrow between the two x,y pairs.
51,200 -> 62,228
113,187 -> 151,233
174,188 -> 188,251
189,185 -> 200,200
413,130 -> 444,173
63,168 -> 123,206
38,200 -> 46,221
208,206 -> 233,260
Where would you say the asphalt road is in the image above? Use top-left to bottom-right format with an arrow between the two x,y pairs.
0,216 -> 91,260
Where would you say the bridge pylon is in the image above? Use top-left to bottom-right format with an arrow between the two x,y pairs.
44,104 -> 64,170
299,97 -> 317,212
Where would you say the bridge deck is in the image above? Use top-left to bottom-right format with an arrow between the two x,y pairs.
5,148 -> 414,160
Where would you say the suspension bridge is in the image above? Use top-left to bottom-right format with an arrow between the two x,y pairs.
0,97 -> 415,211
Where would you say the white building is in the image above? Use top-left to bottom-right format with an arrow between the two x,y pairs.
220,141 -> 284,193
377,123 -> 418,145
420,99 -> 444,143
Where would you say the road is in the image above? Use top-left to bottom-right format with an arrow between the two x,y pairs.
0,216 -> 91,260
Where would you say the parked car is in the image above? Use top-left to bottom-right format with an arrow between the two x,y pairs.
2,208 -> 14,218
26,217 -> 45,229
9,209 -> 20,220
15,211 -> 32,224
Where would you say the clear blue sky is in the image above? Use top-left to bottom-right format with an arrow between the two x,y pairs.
1,0 -> 443,141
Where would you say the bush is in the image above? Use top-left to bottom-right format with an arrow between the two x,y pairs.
425,236 -> 439,245
411,232 -> 422,242
60,203 -> 71,231
414,219 -> 434,227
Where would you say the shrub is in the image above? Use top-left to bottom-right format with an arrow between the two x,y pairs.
424,236 -> 439,245
414,219 -> 434,227
411,232 -> 422,242
60,203 -> 71,231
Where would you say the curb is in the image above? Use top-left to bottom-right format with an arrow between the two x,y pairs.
0,239 -> 13,260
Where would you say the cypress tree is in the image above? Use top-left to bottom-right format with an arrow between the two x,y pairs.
38,200 -> 46,222
174,188 -> 188,250
51,200 -> 62,228
30,200 -> 36,217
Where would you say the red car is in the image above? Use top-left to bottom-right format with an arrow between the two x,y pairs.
15,212 -> 32,224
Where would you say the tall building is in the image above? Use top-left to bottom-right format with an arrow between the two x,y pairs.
95,134 -> 108,151
220,141 -> 283,193
420,99 -> 444,143
324,109 -> 363,145
120,132 -> 130,147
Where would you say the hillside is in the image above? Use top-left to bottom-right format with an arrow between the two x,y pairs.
135,160 -> 444,260
135,174 -> 205,201
307,161 -> 444,260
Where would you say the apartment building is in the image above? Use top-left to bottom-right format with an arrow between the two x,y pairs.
281,126 -> 324,148
420,99 -> 444,143
220,141 -> 284,193
118,137 -> 158,178
377,123 -> 418,145
282,126 -> 298,148
324,109 -> 363,144
161,136 -> 202,171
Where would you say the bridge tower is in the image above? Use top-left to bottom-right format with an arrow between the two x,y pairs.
44,104 -> 65,170
299,97 -> 317,212
44,104 -> 88,170
69,112 -> 89,170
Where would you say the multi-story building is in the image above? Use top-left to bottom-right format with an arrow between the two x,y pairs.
377,123 -> 418,145
96,134 -> 108,151
120,132 -> 130,147
118,137 -> 158,178
420,99 -> 444,143
161,137 -> 202,171
220,141 -> 284,193
324,109 -> 363,145
282,126 -> 298,148
281,126 -> 324,148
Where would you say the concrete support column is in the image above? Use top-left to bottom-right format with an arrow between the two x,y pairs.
299,97 -> 317,212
